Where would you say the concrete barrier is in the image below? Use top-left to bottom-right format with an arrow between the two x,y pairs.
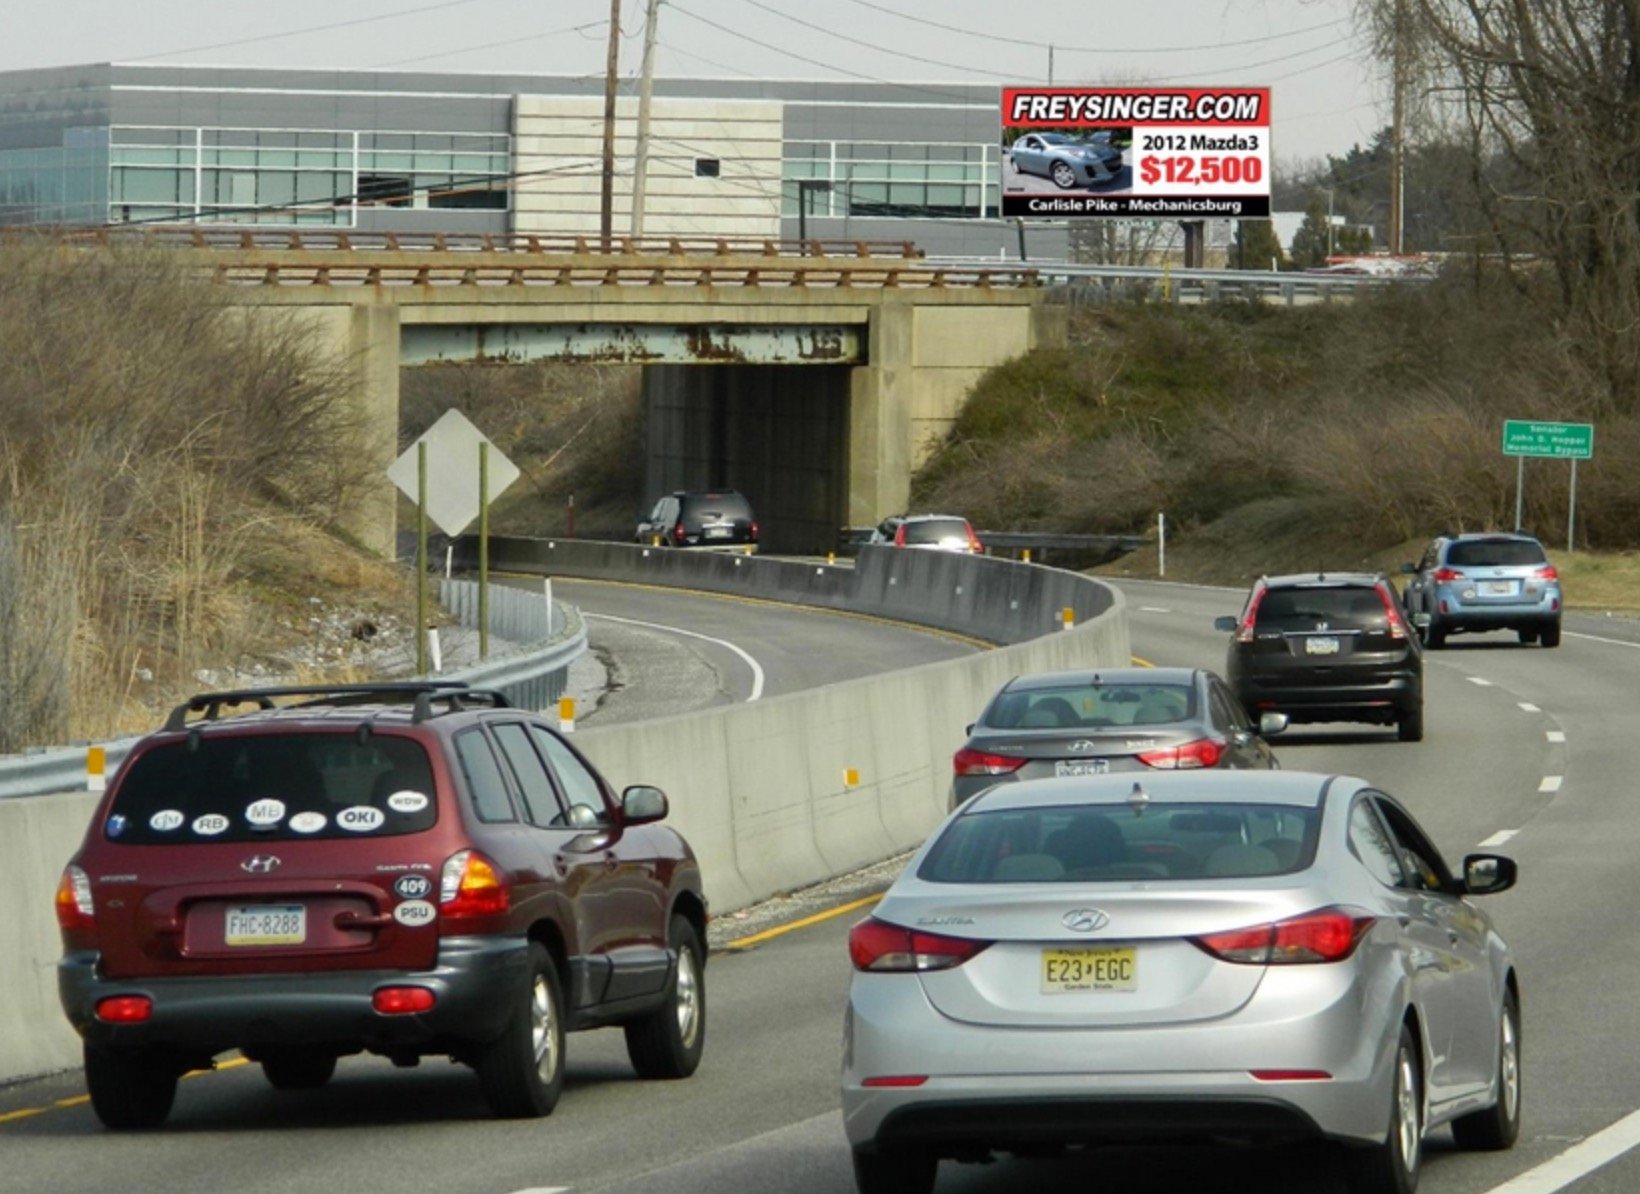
0,545 -> 1126,1084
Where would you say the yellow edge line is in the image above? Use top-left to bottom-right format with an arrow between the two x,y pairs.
1132,655 -> 1155,667
53,1095 -> 89,1108
0,1107 -> 45,1124
721,892 -> 883,951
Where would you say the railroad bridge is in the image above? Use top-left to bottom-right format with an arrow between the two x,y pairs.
47,229 -> 1060,555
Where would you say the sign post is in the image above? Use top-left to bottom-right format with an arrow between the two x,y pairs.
1500,420 -> 1593,550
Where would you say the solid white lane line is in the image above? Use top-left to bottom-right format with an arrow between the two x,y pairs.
1547,730 -> 1566,743
1519,702 -> 1541,713
1538,776 -> 1563,793
1481,1106 -> 1640,1193
1477,830 -> 1518,849
1468,676 -> 1494,687
1138,606 -> 1173,614
1565,630 -> 1640,650
584,613 -> 766,701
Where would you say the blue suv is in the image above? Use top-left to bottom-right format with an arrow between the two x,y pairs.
1401,533 -> 1562,648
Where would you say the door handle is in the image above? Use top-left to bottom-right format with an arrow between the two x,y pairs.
335,912 -> 394,930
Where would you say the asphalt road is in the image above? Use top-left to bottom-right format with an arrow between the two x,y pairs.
6,579 -> 1640,1194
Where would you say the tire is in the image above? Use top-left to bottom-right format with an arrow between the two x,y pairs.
1517,628 -> 1538,645
1397,704 -> 1424,743
84,1044 -> 178,1130
475,942 -> 565,1118
852,1146 -> 937,1194
624,914 -> 707,1080
1452,989 -> 1521,1151
1540,622 -> 1561,648
259,1048 -> 337,1091
1050,160 -> 1077,188
1424,620 -> 1446,649
1345,1024 -> 1423,1194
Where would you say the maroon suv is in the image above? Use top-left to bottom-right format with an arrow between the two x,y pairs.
56,682 -> 707,1129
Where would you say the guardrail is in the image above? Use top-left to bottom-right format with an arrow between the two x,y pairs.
923,257 -> 1427,305
0,579 -> 584,801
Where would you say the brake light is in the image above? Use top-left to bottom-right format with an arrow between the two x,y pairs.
893,525 -> 908,546
848,917 -> 989,972
95,996 -> 152,1024
967,526 -> 984,554
1234,588 -> 1265,643
439,850 -> 509,921
1191,907 -> 1374,964
953,747 -> 1028,776
1136,737 -> 1225,769
1432,567 -> 1466,583
672,523 -> 686,544
862,1075 -> 929,1087
1376,585 -> 1409,640
1535,565 -> 1558,581
55,865 -> 94,932
750,520 -> 759,541
372,986 -> 437,1015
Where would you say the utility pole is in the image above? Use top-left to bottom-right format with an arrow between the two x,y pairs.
1388,0 -> 1406,255
629,0 -> 661,238
598,0 -> 621,251
1048,45 -> 1055,85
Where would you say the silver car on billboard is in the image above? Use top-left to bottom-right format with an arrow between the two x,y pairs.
842,771 -> 1520,1194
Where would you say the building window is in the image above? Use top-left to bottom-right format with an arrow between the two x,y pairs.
694,158 -> 720,178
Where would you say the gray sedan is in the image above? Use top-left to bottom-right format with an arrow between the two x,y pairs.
843,771 -> 1521,1194
1007,131 -> 1123,189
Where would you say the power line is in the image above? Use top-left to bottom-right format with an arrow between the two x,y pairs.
735,0 -> 1012,79
373,22 -> 607,69
123,0 -> 494,63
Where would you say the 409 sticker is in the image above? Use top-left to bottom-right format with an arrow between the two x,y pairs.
393,874 -> 433,899
392,900 -> 437,927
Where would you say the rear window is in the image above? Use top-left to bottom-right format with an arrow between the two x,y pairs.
919,802 -> 1318,883
104,732 -> 437,844
1446,539 -> 1547,567
1255,586 -> 1385,627
902,518 -> 970,545
680,493 -> 751,520
984,682 -> 1195,730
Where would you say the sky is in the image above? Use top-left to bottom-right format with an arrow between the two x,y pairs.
1,0 -> 1385,166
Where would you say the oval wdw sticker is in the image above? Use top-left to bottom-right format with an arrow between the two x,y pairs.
289,811 -> 327,834
385,790 -> 430,814
192,813 -> 231,836
245,799 -> 287,827
149,809 -> 185,832
336,805 -> 386,833
392,900 -> 437,927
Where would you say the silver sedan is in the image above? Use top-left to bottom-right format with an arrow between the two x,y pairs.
842,771 -> 1520,1194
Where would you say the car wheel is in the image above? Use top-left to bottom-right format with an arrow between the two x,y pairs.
259,1048 -> 338,1091
1452,989 -> 1522,1151
1345,1024 -> 1423,1194
1397,703 -> 1424,743
84,1044 -> 178,1130
852,1146 -> 936,1194
1050,160 -> 1077,188
1540,622 -> 1561,648
475,942 -> 565,1118
1424,619 -> 1446,649
624,914 -> 707,1079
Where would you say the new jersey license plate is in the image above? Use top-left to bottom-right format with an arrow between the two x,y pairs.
1042,946 -> 1137,993
225,904 -> 307,946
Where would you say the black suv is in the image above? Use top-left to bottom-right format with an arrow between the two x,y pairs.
1215,573 -> 1425,742
637,490 -> 758,550
57,683 -> 707,1128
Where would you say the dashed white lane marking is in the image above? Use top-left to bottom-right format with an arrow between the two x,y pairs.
1538,776 -> 1564,793
1478,830 -> 1518,848
1468,676 -> 1495,686
584,613 -> 766,701
1138,606 -> 1173,614
1547,730 -> 1566,743
507,1188 -> 571,1194
1519,702 -> 1541,713
1480,1105 -> 1640,1193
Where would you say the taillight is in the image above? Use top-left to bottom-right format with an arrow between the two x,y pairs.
439,850 -> 509,922
672,523 -> 686,544
953,747 -> 1028,776
1432,567 -> 1466,583
1376,585 -> 1409,640
1535,565 -> 1558,581
1191,907 -> 1374,964
967,526 -> 984,554
1234,588 -> 1265,643
95,996 -> 152,1024
848,917 -> 989,972
56,865 -> 94,932
749,520 -> 759,541
1136,737 -> 1225,769
894,526 -> 907,546
372,986 -> 437,1015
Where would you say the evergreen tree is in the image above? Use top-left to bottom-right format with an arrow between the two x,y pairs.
1231,220 -> 1285,270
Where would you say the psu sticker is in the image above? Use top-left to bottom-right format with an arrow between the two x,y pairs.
392,900 -> 437,927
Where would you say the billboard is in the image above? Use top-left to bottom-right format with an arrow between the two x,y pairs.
1001,86 -> 1271,218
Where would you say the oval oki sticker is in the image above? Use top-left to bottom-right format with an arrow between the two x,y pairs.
392,900 -> 437,927
394,874 -> 433,899
385,790 -> 430,814
192,813 -> 231,836
149,809 -> 185,832
337,805 -> 386,833
288,811 -> 327,834
245,799 -> 287,827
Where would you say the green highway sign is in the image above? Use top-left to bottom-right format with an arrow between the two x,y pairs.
1502,419 -> 1594,459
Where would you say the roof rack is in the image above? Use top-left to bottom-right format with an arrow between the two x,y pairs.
163,682 -> 511,732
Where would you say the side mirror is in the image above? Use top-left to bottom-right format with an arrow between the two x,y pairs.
622,784 -> 669,826
1258,711 -> 1289,736
1213,616 -> 1238,633
1400,562 -> 1417,574
964,723 -> 975,735
1461,853 -> 1518,896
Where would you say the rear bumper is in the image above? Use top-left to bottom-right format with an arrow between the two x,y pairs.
1235,672 -> 1419,723
59,935 -> 528,1057
1432,595 -> 1559,633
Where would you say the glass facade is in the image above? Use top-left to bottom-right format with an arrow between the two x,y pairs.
783,140 -> 1000,221
0,127 -> 109,225
102,126 -> 511,226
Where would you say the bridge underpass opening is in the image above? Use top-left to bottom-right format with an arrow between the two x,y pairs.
642,364 -> 850,556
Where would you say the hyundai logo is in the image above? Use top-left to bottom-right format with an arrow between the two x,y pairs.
1066,740 -> 1097,754
1062,908 -> 1109,932
241,855 -> 281,874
